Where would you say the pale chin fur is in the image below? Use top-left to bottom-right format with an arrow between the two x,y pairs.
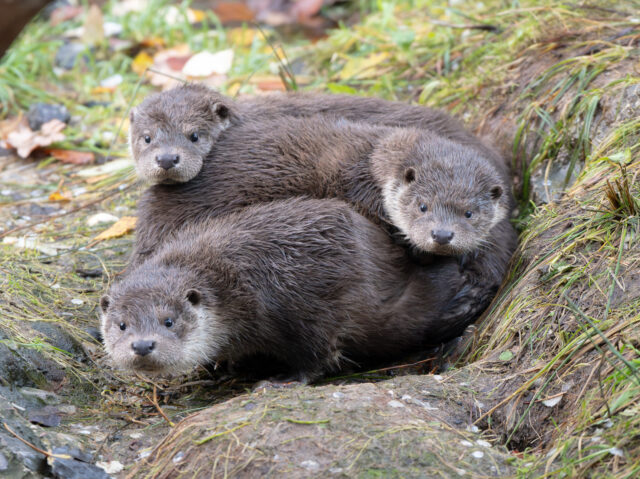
382,180 -> 413,237
179,305 -> 227,373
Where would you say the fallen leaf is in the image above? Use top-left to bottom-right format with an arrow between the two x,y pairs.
45,149 -> 95,165
148,44 -> 192,88
338,52 -> 391,80
6,120 -> 66,159
91,216 -> 137,244
91,86 -> 116,94
140,37 -> 165,48
182,49 -> 234,77
187,8 -> 206,23
227,28 -> 257,47
250,75 -> 286,91
50,6 -> 84,26
0,114 -> 24,140
48,190 -> 72,202
167,55 -> 192,71
132,51 -> 154,75
82,5 -> 105,46
541,396 -> 563,407
291,0 -> 323,22
213,2 -> 255,24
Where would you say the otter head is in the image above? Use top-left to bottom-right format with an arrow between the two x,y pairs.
129,83 -> 237,185
100,265 -> 227,375
373,130 -> 509,256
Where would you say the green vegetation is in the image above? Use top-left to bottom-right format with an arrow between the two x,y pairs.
1,0 -> 638,477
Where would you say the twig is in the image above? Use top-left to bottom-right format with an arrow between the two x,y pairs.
427,19 -> 499,32
146,384 -> 175,427
2,422 -> 72,459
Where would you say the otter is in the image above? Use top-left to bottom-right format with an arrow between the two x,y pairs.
132,114 -> 516,288
130,84 -> 507,186
101,198 -> 493,381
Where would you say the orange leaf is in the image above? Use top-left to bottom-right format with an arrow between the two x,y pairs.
140,37 -> 165,48
213,2 -> 255,24
91,216 -> 137,244
49,190 -> 72,202
91,86 -> 115,94
132,51 -> 154,75
46,149 -> 95,165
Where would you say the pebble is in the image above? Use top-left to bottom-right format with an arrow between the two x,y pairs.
100,74 -> 123,88
96,460 -> 124,474
387,400 -> 405,408
460,440 -> 473,447
300,460 -> 320,472
71,299 -> 84,305
476,439 -> 492,447
87,213 -> 119,226
19,387 -> 61,405
27,103 -> 70,131
471,450 -> 484,459
171,452 -> 185,464
54,43 -> 87,70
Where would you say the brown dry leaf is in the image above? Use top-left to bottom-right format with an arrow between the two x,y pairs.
82,5 -> 105,46
182,50 -> 233,77
132,51 -> 154,75
46,149 -> 95,165
140,37 -> 165,48
6,119 -> 66,159
91,216 -> 137,243
148,44 -> 191,88
50,5 -> 84,26
213,2 -> 255,24
292,0 -> 324,22
250,75 -> 286,91
0,114 -> 24,140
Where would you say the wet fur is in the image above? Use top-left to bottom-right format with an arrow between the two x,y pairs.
103,199 -> 491,381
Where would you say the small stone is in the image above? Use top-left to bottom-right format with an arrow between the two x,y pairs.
54,43 -> 86,70
456,469 -> 466,476
19,387 -> 61,405
476,440 -> 491,448
0,453 -> 8,471
300,460 -> 319,472
471,450 -> 484,459
466,425 -> 480,433
128,432 -> 143,439
27,103 -> 70,131
609,447 -> 624,457
138,450 -> 151,460
332,392 -> 345,399
387,400 -> 405,408
71,299 -> 84,305
57,404 -> 77,414
432,374 -> 443,381
401,394 -> 412,401
100,74 -> 123,89
171,452 -> 185,464
460,440 -> 473,447
96,460 -> 124,474
28,406 -> 62,427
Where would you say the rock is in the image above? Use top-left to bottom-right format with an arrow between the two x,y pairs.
28,406 -> 62,427
19,387 -> 62,405
49,447 -> 110,479
54,43 -> 87,70
27,103 -> 71,131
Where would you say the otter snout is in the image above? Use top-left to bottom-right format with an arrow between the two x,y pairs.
156,154 -> 180,170
132,339 -> 156,356
431,229 -> 454,245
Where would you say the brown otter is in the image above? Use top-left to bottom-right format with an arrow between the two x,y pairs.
101,198 -> 493,381
132,114 -> 516,288
129,84 -> 507,186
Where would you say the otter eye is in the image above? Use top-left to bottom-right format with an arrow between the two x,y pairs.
144,135 -> 151,144
419,203 -> 428,213
465,211 -> 473,218
190,132 -> 199,142
119,322 -> 127,331
164,318 -> 174,328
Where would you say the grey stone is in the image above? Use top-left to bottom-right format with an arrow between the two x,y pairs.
54,43 -> 87,71
27,102 -> 71,131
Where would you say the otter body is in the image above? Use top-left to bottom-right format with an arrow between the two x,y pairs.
102,199 -> 487,381
134,113 -> 516,288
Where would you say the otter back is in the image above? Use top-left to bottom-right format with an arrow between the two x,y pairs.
103,198 -> 488,381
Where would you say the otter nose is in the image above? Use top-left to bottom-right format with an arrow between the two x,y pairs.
132,340 -> 156,356
156,154 -> 180,170
431,229 -> 454,245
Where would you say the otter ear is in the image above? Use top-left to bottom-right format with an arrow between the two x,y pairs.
186,289 -> 201,306
490,185 -> 503,201
403,167 -> 416,184
100,295 -> 111,313
212,102 -> 229,120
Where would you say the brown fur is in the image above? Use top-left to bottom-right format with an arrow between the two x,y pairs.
102,198 -> 492,381
133,114 -> 516,288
